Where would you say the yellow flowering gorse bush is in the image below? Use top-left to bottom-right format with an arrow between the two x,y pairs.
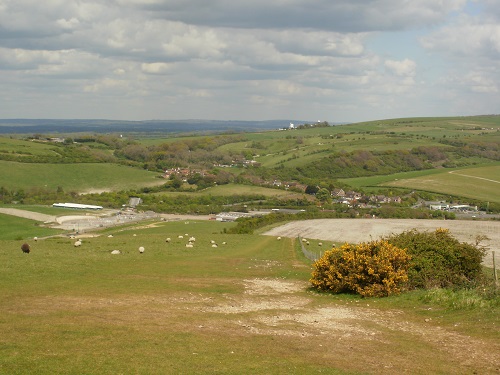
310,240 -> 411,297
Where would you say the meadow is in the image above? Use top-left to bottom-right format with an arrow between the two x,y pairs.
0,137 -> 59,157
0,213 -> 63,240
1,116 -> 500,373
155,183 -> 300,198
0,161 -> 163,192
0,216 -> 499,374
382,164 -> 500,203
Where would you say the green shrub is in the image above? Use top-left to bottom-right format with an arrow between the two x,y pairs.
310,240 -> 410,297
386,228 -> 486,289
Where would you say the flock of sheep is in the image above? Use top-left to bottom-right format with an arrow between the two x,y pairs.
21,232 -> 228,255
21,233 -> 326,256
21,232 -> 326,256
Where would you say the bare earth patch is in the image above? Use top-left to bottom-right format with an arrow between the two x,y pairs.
8,276 -> 500,373
263,218 -> 500,267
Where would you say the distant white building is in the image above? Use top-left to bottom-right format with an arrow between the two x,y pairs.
289,123 -> 295,129
53,203 -> 103,210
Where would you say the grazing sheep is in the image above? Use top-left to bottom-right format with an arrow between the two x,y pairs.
108,235 -> 113,238
74,240 -> 82,247
133,234 -> 137,237
111,249 -> 121,255
21,243 -> 30,254
211,244 -> 218,248
188,237 -> 196,242
34,237 -> 38,242
318,242 -> 323,246
222,242 -> 227,245
210,240 -> 215,244
185,243 -> 194,248
166,238 -> 171,243
139,246 -> 145,254
302,238 -> 307,242
178,235 -> 184,239
184,233 -> 189,236
277,236 -> 281,240
306,241 -> 310,245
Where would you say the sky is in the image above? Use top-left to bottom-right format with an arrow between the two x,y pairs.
0,0 -> 499,123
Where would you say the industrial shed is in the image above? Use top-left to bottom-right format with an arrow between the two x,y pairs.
53,203 -> 103,210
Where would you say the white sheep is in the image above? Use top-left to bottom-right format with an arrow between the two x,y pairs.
185,243 -> 194,248
108,234 -> 113,238
302,238 -> 307,242
34,237 -> 38,242
74,240 -> 82,247
318,242 -> 323,246
166,238 -> 171,243
210,240 -> 215,244
222,242 -> 227,245
178,235 -> 184,239
188,237 -> 196,242
139,246 -> 145,253
111,249 -> 121,255
277,236 -> 281,240
211,244 -> 218,248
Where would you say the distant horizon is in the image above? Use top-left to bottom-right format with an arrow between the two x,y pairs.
1,114 -> 498,124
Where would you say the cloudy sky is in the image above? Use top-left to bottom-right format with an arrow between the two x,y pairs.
0,0 -> 499,122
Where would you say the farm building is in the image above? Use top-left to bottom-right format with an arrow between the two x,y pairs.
53,203 -> 103,210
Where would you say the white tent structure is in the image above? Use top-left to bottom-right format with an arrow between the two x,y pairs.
53,203 -> 103,210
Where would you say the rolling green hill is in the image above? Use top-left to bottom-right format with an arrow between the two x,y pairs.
1,115 -> 499,206
0,161 -> 163,193
383,164 -> 500,203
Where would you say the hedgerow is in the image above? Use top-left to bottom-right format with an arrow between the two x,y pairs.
310,240 -> 410,297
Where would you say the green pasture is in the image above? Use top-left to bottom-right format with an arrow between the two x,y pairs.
0,137 -> 60,157
196,183 -> 298,197
0,161 -> 164,192
0,218 -> 498,374
0,213 -> 63,240
156,183 -> 300,198
0,204 -> 90,216
383,165 -> 500,203
339,168 -> 451,190
0,220 -> 318,374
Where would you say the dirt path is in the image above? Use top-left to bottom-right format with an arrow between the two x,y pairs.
20,277 -> 500,373
263,218 -> 500,268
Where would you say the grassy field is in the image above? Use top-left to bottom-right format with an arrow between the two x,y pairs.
0,161 -> 164,192
0,137 -> 60,157
155,183 -> 300,198
215,116 -> 500,169
383,164 -> 500,203
0,219 -> 498,374
0,204 -> 91,216
0,213 -> 64,240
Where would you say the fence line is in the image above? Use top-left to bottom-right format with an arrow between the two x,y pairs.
298,236 -> 323,262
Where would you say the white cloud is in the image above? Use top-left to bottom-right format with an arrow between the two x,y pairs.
384,59 -> 416,77
141,62 -> 171,74
421,16 -> 500,60
0,0 -> 497,121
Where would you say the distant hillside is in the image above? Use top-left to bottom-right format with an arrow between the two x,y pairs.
0,119 -> 342,135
